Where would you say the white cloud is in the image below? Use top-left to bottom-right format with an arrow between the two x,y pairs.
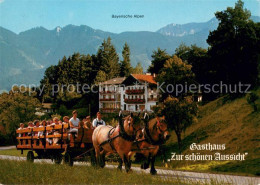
0,0 -> 5,3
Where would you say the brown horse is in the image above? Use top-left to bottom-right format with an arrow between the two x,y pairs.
118,113 -> 171,175
92,112 -> 142,172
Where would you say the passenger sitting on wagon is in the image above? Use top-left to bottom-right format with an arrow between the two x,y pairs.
92,112 -> 106,128
38,120 -> 46,138
62,116 -> 70,132
27,122 -> 34,136
18,123 -> 25,137
51,117 -> 60,126
50,117 -> 61,145
18,123 -> 25,130
84,116 -> 93,129
46,120 -> 51,126
69,110 -> 80,133
33,120 -> 40,137
27,122 -> 34,128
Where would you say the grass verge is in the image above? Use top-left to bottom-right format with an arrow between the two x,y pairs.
0,159 -> 231,185
0,149 -> 26,156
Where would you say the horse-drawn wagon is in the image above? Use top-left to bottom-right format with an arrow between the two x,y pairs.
16,124 -> 96,166
16,112 -> 170,174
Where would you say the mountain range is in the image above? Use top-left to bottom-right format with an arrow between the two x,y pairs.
1,16 -> 259,92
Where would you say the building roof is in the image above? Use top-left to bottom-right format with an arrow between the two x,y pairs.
100,77 -> 126,85
131,74 -> 157,85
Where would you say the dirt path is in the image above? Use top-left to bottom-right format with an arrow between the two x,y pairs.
0,154 -> 259,185
0,145 -> 16,150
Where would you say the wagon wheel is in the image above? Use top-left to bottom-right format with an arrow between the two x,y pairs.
54,153 -> 63,164
64,152 -> 73,166
27,151 -> 34,162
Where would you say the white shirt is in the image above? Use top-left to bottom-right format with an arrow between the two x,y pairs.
92,118 -> 106,128
69,117 -> 80,127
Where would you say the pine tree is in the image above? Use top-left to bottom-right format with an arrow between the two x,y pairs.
94,70 -> 107,83
120,42 -> 132,77
97,37 -> 120,79
148,48 -> 170,74
132,62 -> 143,74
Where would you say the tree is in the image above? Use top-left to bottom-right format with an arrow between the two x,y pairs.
120,42 -> 132,77
132,62 -> 143,74
175,43 -> 191,62
156,55 -> 195,100
162,96 -> 198,151
148,48 -> 170,74
94,70 -> 107,83
97,37 -> 120,79
0,88 -> 41,142
175,44 -> 209,83
207,0 -> 260,90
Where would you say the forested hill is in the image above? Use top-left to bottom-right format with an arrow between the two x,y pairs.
0,16 -> 259,92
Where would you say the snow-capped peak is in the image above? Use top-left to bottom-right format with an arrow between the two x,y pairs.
56,26 -> 61,33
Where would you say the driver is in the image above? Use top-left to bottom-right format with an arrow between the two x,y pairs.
92,112 -> 106,128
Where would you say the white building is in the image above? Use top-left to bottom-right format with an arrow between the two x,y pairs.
99,74 -> 158,113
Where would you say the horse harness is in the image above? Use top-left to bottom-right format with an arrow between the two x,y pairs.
141,120 -> 168,146
99,117 -> 140,151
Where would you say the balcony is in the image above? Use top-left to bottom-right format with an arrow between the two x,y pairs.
99,90 -> 118,94
99,98 -> 116,101
100,108 -> 120,113
124,98 -> 145,104
125,89 -> 144,94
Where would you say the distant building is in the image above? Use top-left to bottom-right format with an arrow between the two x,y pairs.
98,74 -> 203,113
98,77 -> 126,113
121,74 -> 158,112
42,103 -> 54,113
99,74 -> 158,113
35,103 -> 54,116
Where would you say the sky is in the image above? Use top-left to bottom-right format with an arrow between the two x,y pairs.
0,0 -> 259,34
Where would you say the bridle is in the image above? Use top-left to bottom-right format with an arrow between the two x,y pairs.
127,117 -> 142,136
155,119 -> 169,136
119,116 -> 140,142
143,118 -> 168,145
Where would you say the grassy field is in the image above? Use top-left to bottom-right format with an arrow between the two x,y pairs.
0,159 -> 230,185
0,149 -> 27,156
162,89 -> 260,176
